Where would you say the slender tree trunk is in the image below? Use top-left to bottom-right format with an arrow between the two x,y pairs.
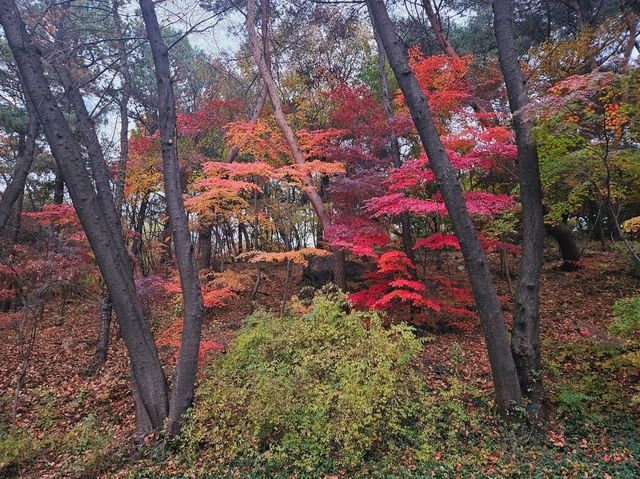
132,195 -> 149,269
371,20 -> 414,261
113,0 -> 131,213
546,223 -> 580,269
197,224 -> 212,269
246,0 -> 346,288
53,167 -> 64,204
367,0 -> 521,414
84,291 -> 113,377
84,0 -> 132,376
0,99 -> 37,233
139,0 -> 205,436
421,0 -> 460,58
492,0 -> 546,414
0,0 -> 169,433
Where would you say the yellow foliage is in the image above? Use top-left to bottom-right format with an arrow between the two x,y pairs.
239,248 -> 332,266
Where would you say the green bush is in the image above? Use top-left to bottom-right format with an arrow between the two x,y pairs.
182,290 -> 428,477
610,294 -> 640,339
615,241 -> 640,278
0,427 -> 42,476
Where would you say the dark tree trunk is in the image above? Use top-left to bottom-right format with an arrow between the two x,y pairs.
112,0 -> 131,214
139,0 -> 205,436
53,167 -> 64,204
492,0 -> 546,414
0,0 -> 169,433
132,196 -> 149,269
197,224 -> 212,270
371,18 -> 414,261
367,0 -> 521,414
546,223 -> 580,269
0,99 -> 37,233
84,290 -> 112,377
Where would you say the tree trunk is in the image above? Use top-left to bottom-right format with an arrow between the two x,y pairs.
197,224 -> 212,269
53,167 -> 64,204
371,19 -> 415,261
84,290 -> 112,377
367,0 -> 521,414
139,0 -> 205,436
246,0 -> 346,289
492,0 -> 547,415
0,99 -> 37,233
0,0 -> 169,433
421,0 -> 460,58
546,223 -> 580,269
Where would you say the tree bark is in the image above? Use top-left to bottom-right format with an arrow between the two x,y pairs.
139,0 -> 205,436
246,0 -> 346,289
0,0 -> 169,433
53,166 -> 64,204
546,223 -> 580,269
492,0 -> 546,414
371,18 -> 414,261
421,0 -> 460,58
113,0 -> 131,214
0,99 -> 37,233
367,0 -> 521,414
197,224 -> 212,269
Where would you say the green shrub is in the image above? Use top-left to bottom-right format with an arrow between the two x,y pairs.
0,427 -> 42,475
182,291 -> 428,477
615,241 -> 640,278
610,294 -> 640,339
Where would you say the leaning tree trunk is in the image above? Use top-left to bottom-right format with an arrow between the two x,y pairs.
0,97 -> 38,234
492,0 -> 546,415
246,0 -> 346,289
546,223 -> 580,270
139,0 -> 205,436
84,0 -> 133,377
367,0 -> 521,414
0,0 -> 169,434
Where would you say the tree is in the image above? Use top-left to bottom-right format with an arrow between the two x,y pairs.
0,0 -> 169,435
138,0 -> 205,435
245,0 -> 346,289
366,0 -> 522,414
492,0 -> 546,414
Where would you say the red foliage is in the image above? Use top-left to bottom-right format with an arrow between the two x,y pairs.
413,233 -> 461,251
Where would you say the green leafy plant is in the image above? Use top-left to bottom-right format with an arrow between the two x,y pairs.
610,294 -> 640,339
181,290 -> 428,477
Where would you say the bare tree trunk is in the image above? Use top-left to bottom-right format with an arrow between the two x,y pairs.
112,0 -> 131,213
367,0 -> 521,414
0,98 -> 37,233
0,0 -> 169,433
421,0 -> 460,58
84,0 -> 132,377
84,290 -> 113,377
492,0 -> 546,415
139,0 -> 205,436
371,20 -> 414,261
246,0 -> 346,288
197,224 -> 212,269
53,167 -> 64,204
546,223 -> 580,269
132,195 -> 149,268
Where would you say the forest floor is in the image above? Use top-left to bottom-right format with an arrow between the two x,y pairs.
1,245 -> 638,478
